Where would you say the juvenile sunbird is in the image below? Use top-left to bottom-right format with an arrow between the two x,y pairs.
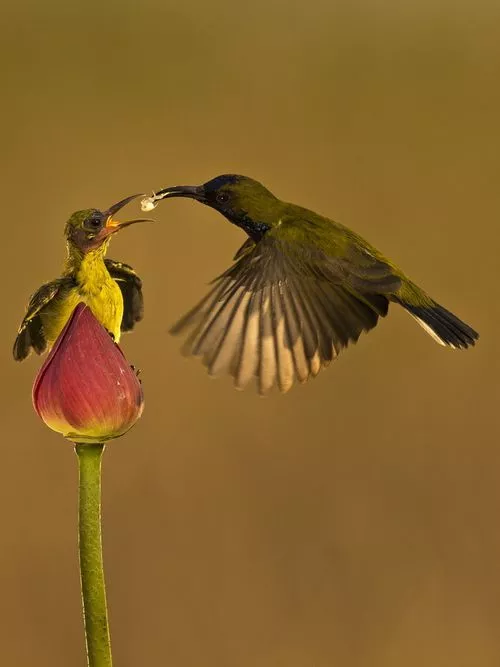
14,195 -> 151,361
142,174 -> 478,394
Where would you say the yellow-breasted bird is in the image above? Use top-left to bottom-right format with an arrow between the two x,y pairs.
14,195 -> 151,361
142,174 -> 478,394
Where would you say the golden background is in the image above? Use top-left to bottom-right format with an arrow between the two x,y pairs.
1,1 -> 499,664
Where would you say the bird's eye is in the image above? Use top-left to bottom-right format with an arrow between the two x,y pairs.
216,192 -> 230,204
85,215 -> 103,231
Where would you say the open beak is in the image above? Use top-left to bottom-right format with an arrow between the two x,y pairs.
104,193 -> 155,233
141,185 -> 205,211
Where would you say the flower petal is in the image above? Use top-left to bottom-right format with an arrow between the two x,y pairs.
33,303 -> 144,443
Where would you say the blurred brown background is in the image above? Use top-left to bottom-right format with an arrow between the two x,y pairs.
1,1 -> 499,665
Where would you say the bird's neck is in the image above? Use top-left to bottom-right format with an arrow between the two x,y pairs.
237,214 -> 271,242
63,242 -> 111,289
225,199 -> 286,242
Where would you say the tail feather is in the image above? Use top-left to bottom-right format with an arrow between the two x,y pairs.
401,301 -> 478,349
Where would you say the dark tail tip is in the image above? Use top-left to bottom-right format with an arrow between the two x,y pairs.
403,302 -> 479,349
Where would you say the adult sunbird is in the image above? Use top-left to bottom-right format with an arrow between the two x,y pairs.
142,174 -> 478,394
13,195 -> 152,361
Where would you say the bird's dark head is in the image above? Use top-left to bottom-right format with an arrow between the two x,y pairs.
65,194 -> 153,254
145,174 -> 281,241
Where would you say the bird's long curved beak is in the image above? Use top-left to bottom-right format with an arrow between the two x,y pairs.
104,194 -> 155,233
155,185 -> 205,200
141,185 -> 205,211
105,193 -> 144,217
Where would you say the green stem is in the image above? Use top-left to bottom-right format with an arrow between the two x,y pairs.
75,443 -> 113,667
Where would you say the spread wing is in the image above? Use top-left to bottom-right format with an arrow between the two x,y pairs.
13,277 -> 74,361
105,259 -> 144,332
170,231 -> 401,394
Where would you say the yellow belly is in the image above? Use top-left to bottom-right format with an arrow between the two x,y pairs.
41,280 -> 124,347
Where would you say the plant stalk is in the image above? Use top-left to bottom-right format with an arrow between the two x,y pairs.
75,443 -> 112,667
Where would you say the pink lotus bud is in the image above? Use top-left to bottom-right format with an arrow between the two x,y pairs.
33,304 -> 144,443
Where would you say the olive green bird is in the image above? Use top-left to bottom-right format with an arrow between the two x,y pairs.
142,174 -> 478,394
14,195 -> 151,361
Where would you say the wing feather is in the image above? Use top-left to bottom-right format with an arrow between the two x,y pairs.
105,259 -> 144,332
270,283 -> 295,393
207,286 -> 251,376
258,285 -> 277,394
170,232 -> 394,393
13,278 -> 74,361
232,290 -> 261,389
278,280 -> 310,384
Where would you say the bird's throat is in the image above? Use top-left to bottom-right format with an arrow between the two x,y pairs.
64,243 -> 110,289
229,213 -> 270,242
77,253 -> 112,296
61,243 -> 123,342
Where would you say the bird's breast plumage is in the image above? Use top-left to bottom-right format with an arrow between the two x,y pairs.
40,251 -> 124,347
78,279 -> 124,342
40,279 -> 123,346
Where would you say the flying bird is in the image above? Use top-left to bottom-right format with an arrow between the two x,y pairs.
142,174 -> 478,394
14,195 -> 151,361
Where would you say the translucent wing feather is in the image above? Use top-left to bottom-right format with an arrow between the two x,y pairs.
170,233 -> 398,393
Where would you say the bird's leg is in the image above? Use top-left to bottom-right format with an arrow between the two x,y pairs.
130,364 -> 141,378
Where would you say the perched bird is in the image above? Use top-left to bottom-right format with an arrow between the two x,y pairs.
14,195 -> 151,361
142,174 -> 478,394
